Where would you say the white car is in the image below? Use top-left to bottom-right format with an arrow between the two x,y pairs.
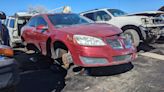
4,12 -> 33,47
81,9 -> 164,46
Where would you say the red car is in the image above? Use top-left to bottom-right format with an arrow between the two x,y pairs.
21,13 -> 136,69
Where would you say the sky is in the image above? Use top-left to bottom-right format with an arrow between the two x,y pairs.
0,0 -> 163,16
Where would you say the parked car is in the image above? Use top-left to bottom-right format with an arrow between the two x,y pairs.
4,12 -> 33,47
21,13 -> 136,72
80,9 -> 164,46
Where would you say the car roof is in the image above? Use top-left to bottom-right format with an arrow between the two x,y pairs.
80,8 -> 112,14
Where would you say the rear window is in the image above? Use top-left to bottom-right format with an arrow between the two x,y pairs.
9,19 -> 15,28
83,13 -> 96,21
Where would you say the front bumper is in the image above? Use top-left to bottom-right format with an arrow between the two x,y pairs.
70,45 -> 136,67
139,26 -> 163,35
0,57 -> 19,89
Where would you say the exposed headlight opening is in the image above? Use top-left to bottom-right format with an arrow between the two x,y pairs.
141,18 -> 152,25
73,35 -> 106,46
120,34 -> 133,48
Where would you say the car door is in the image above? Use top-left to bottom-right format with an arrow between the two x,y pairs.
7,18 -> 16,43
23,17 -> 37,44
34,16 -> 49,55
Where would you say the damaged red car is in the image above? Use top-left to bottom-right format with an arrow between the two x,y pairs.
21,13 -> 136,69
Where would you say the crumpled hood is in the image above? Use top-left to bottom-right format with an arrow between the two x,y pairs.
57,23 -> 122,37
126,11 -> 164,16
117,15 -> 148,19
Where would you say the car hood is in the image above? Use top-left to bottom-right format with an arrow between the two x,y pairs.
57,23 -> 122,37
127,11 -> 164,16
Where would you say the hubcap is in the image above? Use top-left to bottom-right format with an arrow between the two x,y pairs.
55,48 -> 72,69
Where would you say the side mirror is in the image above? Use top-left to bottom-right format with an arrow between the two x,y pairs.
36,25 -> 48,30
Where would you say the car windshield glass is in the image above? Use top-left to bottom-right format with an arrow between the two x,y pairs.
48,14 -> 92,28
108,9 -> 127,17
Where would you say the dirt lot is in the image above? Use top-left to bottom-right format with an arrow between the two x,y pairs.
11,40 -> 164,92
62,56 -> 164,92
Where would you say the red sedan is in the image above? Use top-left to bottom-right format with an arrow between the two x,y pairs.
21,13 -> 136,69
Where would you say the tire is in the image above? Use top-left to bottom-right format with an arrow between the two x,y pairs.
123,29 -> 140,47
54,48 -> 70,69
54,47 -> 81,78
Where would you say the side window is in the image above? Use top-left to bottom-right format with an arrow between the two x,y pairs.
27,17 -> 37,27
95,11 -> 111,21
36,17 -> 47,26
83,13 -> 96,21
9,19 -> 15,28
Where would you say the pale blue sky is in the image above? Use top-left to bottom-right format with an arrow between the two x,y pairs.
0,0 -> 163,16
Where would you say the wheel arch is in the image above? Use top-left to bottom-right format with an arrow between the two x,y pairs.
121,25 -> 145,40
53,40 -> 68,51
47,39 -> 69,59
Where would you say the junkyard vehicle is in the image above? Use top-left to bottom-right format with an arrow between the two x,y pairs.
21,13 -> 136,71
80,9 -> 164,46
4,12 -> 33,47
0,45 -> 19,92
129,11 -> 164,37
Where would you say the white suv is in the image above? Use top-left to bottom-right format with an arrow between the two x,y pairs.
81,9 -> 164,46
4,12 -> 33,47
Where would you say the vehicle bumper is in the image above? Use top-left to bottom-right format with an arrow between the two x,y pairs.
70,45 -> 136,67
0,57 -> 19,89
139,25 -> 164,40
139,26 -> 163,35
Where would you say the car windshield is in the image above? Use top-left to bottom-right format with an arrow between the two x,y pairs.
48,14 -> 93,28
108,9 -> 127,17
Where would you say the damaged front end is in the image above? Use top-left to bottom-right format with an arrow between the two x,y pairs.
139,14 -> 164,42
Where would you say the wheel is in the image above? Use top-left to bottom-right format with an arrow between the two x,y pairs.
54,47 -> 83,78
123,29 -> 140,47
54,48 -> 71,69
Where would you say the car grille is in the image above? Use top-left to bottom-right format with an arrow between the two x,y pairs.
106,38 -> 132,49
152,17 -> 164,24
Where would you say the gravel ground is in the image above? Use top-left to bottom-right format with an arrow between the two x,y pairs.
62,56 -> 164,92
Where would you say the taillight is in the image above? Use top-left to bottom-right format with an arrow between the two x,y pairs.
0,47 -> 14,57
